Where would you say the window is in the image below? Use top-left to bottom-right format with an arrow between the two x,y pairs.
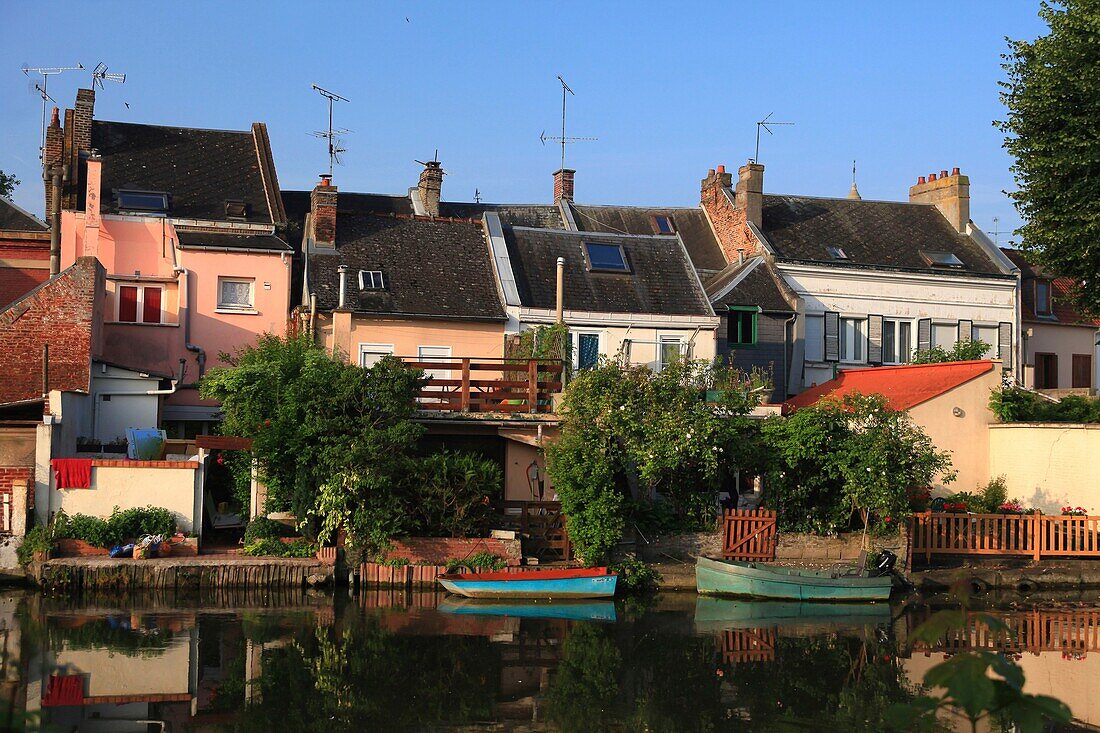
658,337 -> 683,371
1035,280 -> 1052,316
217,277 -> 254,311
359,270 -> 385,290
1072,354 -> 1092,389
575,332 -> 601,370
920,250 -> 965,268
116,190 -> 169,213
116,284 -> 163,324
224,200 -> 249,219
882,319 -> 913,364
728,308 -> 757,347
973,325 -> 1000,358
359,343 -> 394,368
825,246 -> 848,260
932,322 -> 957,350
839,317 -> 866,362
1035,353 -> 1058,389
585,242 -> 629,272
804,314 -> 825,362
651,215 -> 676,234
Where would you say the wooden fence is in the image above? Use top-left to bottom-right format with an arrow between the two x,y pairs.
719,628 -> 777,663
402,358 -> 563,413
909,609 -> 1100,657
498,501 -> 571,561
910,511 -> 1100,564
722,509 -> 778,561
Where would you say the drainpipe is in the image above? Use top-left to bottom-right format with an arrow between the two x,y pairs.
782,312 -> 797,402
44,164 -> 66,276
337,265 -> 349,309
555,257 -> 564,323
173,267 -> 207,381
145,360 -> 185,396
309,292 -> 317,338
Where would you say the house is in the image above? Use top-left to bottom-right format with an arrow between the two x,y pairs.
784,360 -> 1004,493
0,196 -> 50,309
47,88 -> 292,437
1001,248 -> 1099,394
698,162 -> 1020,395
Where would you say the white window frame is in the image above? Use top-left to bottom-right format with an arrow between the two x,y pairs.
115,282 -> 165,325
217,277 -> 256,313
882,319 -> 914,365
839,317 -> 866,363
358,343 -> 395,368
973,324 -> 1000,358
657,335 -> 684,372
571,329 -> 604,370
359,270 -> 384,290
804,314 -> 825,362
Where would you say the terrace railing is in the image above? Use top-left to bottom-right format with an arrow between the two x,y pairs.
402,358 -> 563,414
909,510 -> 1100,564
908,608 -> 1100,658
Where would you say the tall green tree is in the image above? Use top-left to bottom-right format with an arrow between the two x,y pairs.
0,170 -> 18,199
998,1 -> 1100,316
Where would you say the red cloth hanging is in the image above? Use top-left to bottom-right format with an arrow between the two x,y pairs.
52,458 -> 93,489
42,674 -> 85,706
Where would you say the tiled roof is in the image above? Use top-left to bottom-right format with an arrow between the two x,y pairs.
308,213 -> 505,320
1000,248 -> 1100,326
90,121 -> 282,223
441,202 -> 564,229
0,197 -> 47,231
176,230 -> 291,252
705,257 -> 794,312
503,227 -> 712,316
755,194 -> 1008,276
570,204 -> 727,273
785,360 -> 996,411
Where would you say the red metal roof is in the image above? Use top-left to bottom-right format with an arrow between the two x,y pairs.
785,360 -> 996,412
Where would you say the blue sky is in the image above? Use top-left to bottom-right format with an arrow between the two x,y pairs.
1,2 -> 1045,243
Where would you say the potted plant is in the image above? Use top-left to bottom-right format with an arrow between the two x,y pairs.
998,501 -> 1026,515
1061,506 -> 1087,517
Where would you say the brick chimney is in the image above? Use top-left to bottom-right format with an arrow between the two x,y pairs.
553,168 -> 575,203
83,153 -> 103,257
43,107 -> 64,222
700,162 -> 762,265
73,89 -> 95,157
310,175 -> 338,249
909,167 -> 970,233
418,160 -> 444,218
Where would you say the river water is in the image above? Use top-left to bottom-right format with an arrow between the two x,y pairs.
1,587 -> 1097,732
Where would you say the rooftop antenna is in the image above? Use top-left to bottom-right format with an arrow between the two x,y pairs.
991,216 -> 1004,246
90,62 -> 126,91
22,62 -> 84,159
310,84 -> 350,177
474,188 -> 482,204
540,75 -> 597,171
752,111 -> 794,164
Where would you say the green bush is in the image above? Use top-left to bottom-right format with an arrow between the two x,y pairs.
445,552 -> 506,573
240,538 -> 316,558
244,517 -> 295,544
52,506 -> 176,548
16,524 -> 53,565
406,450 -> 503,538
910,338 -> 991,364
609,556 -> 661,594
990,386 -> 1100,423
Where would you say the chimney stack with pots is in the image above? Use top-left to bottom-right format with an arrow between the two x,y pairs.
418,160 -> 444,218
909,167 -> 970,233
735,162 -> 765,228
700,161 -> 763,265
553,168 -> 575,203
310,175 -> 338,249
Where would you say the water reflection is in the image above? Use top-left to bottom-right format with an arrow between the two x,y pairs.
0,587 -> 1095,731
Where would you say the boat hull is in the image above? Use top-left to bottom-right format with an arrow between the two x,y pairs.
695,556 -> 892,602
438,568 -> 618,599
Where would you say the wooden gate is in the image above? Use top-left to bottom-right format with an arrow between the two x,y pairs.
722,509 -> 778,561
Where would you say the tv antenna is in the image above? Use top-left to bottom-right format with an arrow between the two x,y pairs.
540,75 -> 597,171
310,84 -> 350,177
91,62 -> 126,90
22,63 -> 84,158
991,216 -> 1004,246
753,112 -> 794,164
474,188 -> 482,204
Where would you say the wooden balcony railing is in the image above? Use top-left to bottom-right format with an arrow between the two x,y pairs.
402,358 -> 563,414
908,609 -> 1100,657
910,511 -> 1100,564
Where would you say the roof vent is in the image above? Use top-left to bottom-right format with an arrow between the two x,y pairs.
225,200 -> 250,219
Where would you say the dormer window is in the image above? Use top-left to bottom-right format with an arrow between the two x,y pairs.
651,215 -> 676,235
920,250 -> 965,268
1035,280 -> 1052,315
116,190 -> 168,214
359,270 -> 385,290
826,246 -> 848,260
225,200 -> 250,219
584,242 -> 629,272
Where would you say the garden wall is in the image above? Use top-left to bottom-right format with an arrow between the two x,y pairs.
988,423 -> 1100,514
638,529 -> 908,568
383,537 -> 522,566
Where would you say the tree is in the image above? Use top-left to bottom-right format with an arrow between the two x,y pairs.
910,338 -> 990,365
0,170 -> 18,199
998,1 -> 1100,316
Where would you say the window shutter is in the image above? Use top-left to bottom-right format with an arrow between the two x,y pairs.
118,286 -> 138,323
958,319 -> 973,342
867,315 -> 884,364
998,322 -> 1013,369
143,287 -> 162,324
917,318 -> 932,352
824,311 -> 840,362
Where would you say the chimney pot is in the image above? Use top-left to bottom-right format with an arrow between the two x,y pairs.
917,176 -> 926,184
716,164 -> 726,174
929,173 -> 937,182
418,160 -> 444,217
951,167 -> 960,176
707,169 -> 715,178
940,169 -> 949,178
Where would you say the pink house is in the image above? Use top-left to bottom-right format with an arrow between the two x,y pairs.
48,88 -> 293,435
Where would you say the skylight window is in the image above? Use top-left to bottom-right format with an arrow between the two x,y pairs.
826,246 -> 848,260
116,190 -> 169,213
359,270 -> 385,290
225,200 -> 250,219
920,250 -> 965,268
652,215 -> 676,234
585,242 -> 629,272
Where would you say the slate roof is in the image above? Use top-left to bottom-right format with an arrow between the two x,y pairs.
754,194 -> 1008,276
1001,248 -> 1100,326
570,204 -> 727,274
0,197 -> 47,231
441,202 -> 564,228
503,227 -> 712,316
705,257 -> 794,312
90,121 -> 284,224
785,360 -> 996,412
176,230 -> 291,252
308,214 -> 505,320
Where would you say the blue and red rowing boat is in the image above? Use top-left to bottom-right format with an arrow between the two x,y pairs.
437,567 -> 618,599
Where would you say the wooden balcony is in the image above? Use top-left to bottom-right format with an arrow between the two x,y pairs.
401,358 -> 563,414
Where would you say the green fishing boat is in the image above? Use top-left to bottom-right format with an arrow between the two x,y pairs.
695,556 -> 894,602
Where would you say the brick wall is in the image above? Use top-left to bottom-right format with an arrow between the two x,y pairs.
0,256 -> 103,404
700,166 -> 760,264
0,467 -> 32,497
310,182 -> 338,247
384,537 -> 522,566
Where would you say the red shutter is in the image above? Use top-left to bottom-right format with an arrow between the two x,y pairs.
142,287 -> 162,324
118,286 -> 138,322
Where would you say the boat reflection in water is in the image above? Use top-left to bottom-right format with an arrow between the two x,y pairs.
694,596 -> 892,633
438,597 -> 618,622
